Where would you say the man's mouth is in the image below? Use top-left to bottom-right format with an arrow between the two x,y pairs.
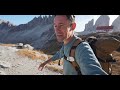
56,34 -> 63,36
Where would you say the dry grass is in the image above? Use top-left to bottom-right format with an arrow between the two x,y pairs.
112,51 -> 120,61
50,60 -> 63,66
16,48 -> 63,65
46,65 -> 63,74
111,51 -> 120,75
16,49 -> 47,60
46,59 -> 63,74
37,50 -> 46,54
0,44 -> 16,47
17,48 -> 63,74
112,62 -> 120,75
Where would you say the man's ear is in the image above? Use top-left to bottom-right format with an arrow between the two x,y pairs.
70,23 -> 76,31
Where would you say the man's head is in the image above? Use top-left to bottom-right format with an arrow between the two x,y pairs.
54,15 -> 76,44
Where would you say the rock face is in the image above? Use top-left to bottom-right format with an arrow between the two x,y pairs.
0,19 -> 15,30
0,15 -> 61,51
94,15 -> 110,27
112,15 -> 120,32
84,19 -> 94,31
78,15 -> 120,35
0,19 -> 16,38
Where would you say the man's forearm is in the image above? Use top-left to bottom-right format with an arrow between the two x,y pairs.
44,58 -> 53,64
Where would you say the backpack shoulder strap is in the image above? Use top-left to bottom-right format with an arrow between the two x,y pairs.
66,38 -> 84,75
70,38 -> 83,57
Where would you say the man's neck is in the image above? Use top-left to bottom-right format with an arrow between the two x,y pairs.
64,35 -> 74,45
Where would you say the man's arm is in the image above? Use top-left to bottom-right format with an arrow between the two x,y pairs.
38,46 -> 64,71
51,46 -> 64,61
38,58 -> 53,71
75,42 -> 108,75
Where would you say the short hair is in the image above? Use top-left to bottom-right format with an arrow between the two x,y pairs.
54,15 -> 75,23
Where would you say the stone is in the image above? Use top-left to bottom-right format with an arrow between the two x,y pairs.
112,15 -> 120,32
0,61 -> 11,68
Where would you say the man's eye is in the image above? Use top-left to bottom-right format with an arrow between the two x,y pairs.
54,25 -> 57,27
60,24 -> 64,27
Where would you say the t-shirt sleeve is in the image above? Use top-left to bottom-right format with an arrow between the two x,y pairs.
51,46 -> 64,61
75,42 -> 108,75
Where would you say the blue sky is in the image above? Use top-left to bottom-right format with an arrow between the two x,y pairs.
0,15 -> 119,32
0,15 -> 40,25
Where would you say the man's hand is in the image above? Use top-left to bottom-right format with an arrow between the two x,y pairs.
38,62 -> 46,71
38,58 -> 52,71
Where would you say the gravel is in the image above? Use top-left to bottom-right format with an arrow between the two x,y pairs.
0,46 -> 62,75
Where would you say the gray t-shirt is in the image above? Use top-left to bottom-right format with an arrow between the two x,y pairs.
52,36 -> 108,75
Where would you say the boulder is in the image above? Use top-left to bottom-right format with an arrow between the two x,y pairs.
0,71 -> 6,75
0,61 -> 11,68
23,44 -> 34,50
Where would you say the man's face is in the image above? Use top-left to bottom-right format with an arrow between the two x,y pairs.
54,15 -> 72,42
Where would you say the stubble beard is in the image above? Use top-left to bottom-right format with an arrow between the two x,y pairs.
56,36 -> 64,42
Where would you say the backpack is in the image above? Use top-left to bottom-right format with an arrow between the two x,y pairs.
85,37 -> 115,75
58,37 -> 116,75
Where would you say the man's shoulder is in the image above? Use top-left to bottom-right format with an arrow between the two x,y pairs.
74,35 -> 81,39
74,39 -> 92,52
74,35 -> 88,46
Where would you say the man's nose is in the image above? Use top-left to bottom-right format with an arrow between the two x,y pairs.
55,26 -> 61,31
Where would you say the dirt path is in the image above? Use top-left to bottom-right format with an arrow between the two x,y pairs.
0,46 -> 62,75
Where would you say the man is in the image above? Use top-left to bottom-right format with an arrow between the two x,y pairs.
38,15 -> 108,75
